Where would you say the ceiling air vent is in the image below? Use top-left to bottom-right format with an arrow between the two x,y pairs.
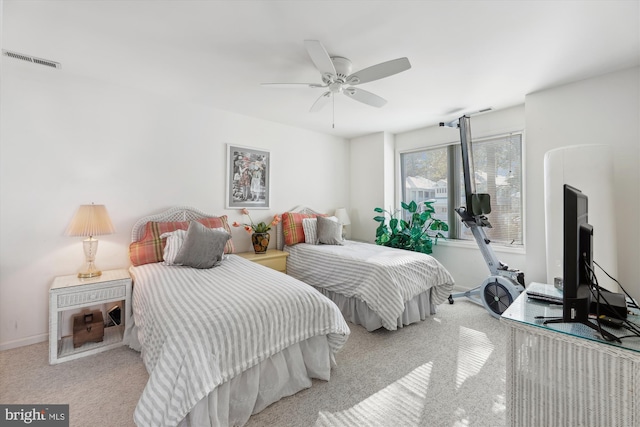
2,50 -> 61,69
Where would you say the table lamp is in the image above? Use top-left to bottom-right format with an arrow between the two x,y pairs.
334,208 -> 351,238
66,204 -> 115,278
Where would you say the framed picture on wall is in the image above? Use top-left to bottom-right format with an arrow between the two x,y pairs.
226,144 -> 270,209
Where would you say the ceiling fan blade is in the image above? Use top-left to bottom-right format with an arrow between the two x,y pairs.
344,88 -> 387,108
310,91 -> 332,112
261,83 -> 326,88
304,40 -> 336,78
347,57 -> 411,85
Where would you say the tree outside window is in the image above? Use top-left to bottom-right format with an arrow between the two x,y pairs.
400,133 -> 523,246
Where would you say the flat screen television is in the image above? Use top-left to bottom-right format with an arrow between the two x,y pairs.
562,184 -> 592,323
544,184 -> 620,342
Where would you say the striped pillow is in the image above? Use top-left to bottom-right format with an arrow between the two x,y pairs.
302,218 -> 318,245
129,216 -> 235,266
282,212 -> 326,246
160,229 -> 187,265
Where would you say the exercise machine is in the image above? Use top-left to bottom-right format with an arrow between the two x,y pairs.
441,115 -> 525,318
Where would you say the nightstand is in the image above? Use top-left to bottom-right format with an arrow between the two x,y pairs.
49,269 -> 132,364
236,249 -> 289,273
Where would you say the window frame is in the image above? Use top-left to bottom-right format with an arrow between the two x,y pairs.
396,130 -> 526,251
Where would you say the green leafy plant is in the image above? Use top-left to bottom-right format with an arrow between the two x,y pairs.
373,200 -> 449,254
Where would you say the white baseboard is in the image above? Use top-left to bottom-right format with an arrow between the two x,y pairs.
0,333 -> 48,351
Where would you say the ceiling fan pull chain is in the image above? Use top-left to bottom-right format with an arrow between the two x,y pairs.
332,95 -> 335,129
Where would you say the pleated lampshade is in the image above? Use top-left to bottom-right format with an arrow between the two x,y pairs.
66,204 -> 115,237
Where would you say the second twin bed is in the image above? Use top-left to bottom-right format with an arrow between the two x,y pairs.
277,206 -> 455,332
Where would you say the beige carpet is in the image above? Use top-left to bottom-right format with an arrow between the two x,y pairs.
0,339 -> 146,426
0,299 -> 506,427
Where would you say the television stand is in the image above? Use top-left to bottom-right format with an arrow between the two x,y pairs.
502,289 -> 640,427
543,317 -> 621,343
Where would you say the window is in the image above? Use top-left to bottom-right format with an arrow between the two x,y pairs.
400,133 -> 523,246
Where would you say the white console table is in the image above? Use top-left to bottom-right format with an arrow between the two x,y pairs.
501,284 -> 640,427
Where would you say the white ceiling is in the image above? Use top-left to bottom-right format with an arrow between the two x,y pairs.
3,0 -> 639,139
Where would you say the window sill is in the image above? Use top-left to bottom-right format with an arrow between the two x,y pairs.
435,238 -> 526,255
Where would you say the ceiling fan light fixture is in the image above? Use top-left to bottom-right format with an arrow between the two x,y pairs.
330,82 -> 344,94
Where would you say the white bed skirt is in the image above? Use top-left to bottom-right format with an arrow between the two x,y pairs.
316,288 -> 436,332
178,334 -> 331,427
127,323 -> 333,427
169,334 -> 332,427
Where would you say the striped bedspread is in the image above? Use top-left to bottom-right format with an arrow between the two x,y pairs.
130,255 -> 350,427
285,241 -> 455,330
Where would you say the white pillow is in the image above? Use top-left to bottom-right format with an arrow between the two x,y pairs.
302,217 -> 318,245
160,229 -> 187,265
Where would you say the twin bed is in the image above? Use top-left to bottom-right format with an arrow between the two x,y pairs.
125,207 -> 349,427
276,206 -> 455,332
125,206 -> 454,426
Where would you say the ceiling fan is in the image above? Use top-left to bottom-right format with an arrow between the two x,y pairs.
262,40 -> 411,113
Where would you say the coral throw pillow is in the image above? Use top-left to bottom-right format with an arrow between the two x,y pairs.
281,212 -> 326,246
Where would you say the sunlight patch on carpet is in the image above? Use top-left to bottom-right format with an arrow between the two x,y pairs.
314,362 -> 433,426
492,393 -> 506,414
453,407 -> 470,426
455,326 -> 494,389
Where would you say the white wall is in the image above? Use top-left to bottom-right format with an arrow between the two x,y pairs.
526,66 -> 640,300
349,132 -> 389,241
0,60 -> 349,350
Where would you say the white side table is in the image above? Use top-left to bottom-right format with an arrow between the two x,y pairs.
49,269 -> 132,364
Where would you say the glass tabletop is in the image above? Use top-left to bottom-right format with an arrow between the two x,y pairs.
501,282 -> 640,354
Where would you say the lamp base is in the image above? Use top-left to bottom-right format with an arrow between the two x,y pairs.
78,260 -> 102,279
78,238 -> 102,278
78,270 -> 102,279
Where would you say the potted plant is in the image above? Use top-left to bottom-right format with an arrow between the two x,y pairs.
233,209 -> 281,254
373,200 -> 448,255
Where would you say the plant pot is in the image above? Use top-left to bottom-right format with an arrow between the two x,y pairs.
251,232 -> 270,254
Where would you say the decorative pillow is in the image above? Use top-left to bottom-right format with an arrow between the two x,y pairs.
282,212 -> 327,246
317,215 -> 344,245
129,215 -> 235,266
160,229 -> 187,265
302,218 -> 318,245
173,221 -> 231,269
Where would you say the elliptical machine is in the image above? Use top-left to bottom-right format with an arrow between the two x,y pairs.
442,115 -> 525,318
